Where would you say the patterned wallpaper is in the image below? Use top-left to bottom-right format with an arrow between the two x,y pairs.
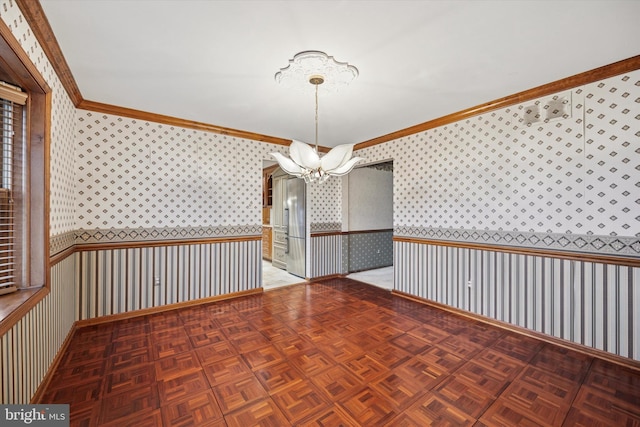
0,0 -> 78,405
309,176 -> 342,232
49,79 -> 77,237
0,0 -> 77,239
355,70 -> 640,257
2,0 -> 636,255
74,111 -> 288,237
347,230 -> 393,272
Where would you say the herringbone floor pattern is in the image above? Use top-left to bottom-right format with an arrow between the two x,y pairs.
41,278 -> 640,426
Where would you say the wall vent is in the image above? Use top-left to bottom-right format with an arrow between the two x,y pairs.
523,91 -> 572,125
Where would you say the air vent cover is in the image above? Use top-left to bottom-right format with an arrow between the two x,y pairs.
524,92 -> 572,125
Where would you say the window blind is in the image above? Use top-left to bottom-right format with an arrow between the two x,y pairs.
0,82 -> 26,295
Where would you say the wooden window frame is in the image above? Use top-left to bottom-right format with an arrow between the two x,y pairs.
0,94 -> 24,296
0,19 -> 51,336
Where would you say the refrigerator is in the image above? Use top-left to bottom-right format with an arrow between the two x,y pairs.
285,178 -> 306,278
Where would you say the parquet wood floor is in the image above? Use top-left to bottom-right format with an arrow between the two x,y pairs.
41,278 -> 640,426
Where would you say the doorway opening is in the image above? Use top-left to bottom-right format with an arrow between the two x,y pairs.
344,160 -> 394,290
261,160 -> 307,289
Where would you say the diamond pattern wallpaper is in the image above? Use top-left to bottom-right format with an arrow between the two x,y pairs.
54,70 -> 640,258
356,70 -> 640,257
583,76 -> 638,235
74,111 -> 288,236
0,0 -> 80,404
0,0 -> 77,249
3,0 -> 638,259
310,176 -> 342,232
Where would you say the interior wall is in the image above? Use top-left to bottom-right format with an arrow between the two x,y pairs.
74,111 -> 267,230
344,165 -> 393,272
2,0 -> 639,404
72,111 -> 294,316
355,70 -> 640,361
0,1 -> 77,404
308,173 -> 344,277
347,166 -> 393,230
357,70 -> 640,258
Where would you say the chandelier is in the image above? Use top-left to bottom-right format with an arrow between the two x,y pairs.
271,51 -> 363,184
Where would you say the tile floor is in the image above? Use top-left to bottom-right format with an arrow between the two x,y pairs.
347,266 -> 394,290
262,260 -> 394,291
262,260 -> 306,290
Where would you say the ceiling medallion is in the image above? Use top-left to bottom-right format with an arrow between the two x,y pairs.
274,50 -> 359,92
271,51 -> 362,184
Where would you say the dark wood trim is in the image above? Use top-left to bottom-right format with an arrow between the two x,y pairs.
75,235 -> 262,252
40,89 -> 52,290
347,228 -> 393,235
51,233 -> 264,266
78,99 -> 292,146
393,236 -> 640,268
392,289 -> 640,372
15,0 -> 83,105
263,164 -> 280,175
16,1 -> 294,146
309,273 -> 345,281
311,231 -> 347,238
31,322 -> 77,404
32,286 -> 262,402
356,55 -> 640,150
0,13 -> 51,337
75,288 -> 263,327
50,246 -> 75,267
21,0 -> 639,153
0,287 -> 48,337
310,228 -> 393,238
53,233 -> 264,261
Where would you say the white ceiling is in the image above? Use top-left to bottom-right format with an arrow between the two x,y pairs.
39,0 -> 640,148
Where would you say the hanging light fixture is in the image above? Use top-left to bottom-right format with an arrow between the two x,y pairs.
271,51 -> 363,184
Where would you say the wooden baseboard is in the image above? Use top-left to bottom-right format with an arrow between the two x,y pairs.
392,289 -> 640,373
31,288 -> 263,403
31,322 -> 78,404
75,288 -> 263,327
311,274 -> 347,281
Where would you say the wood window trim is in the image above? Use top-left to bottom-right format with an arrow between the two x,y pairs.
0,18 -> 51,337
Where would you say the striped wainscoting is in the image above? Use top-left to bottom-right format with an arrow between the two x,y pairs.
75,239 -> 261,320
310,233 -> 344,278
0,255 -> 76,404
394,239 -> 640,361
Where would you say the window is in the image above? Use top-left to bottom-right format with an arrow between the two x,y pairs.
0,83 -> 27,296
0,21 -> 50,335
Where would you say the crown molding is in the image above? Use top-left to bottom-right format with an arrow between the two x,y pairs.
16,2 -> 640,150
77,99 -> 292,145
355,55 -> 640,150
16,0 -> 293,146
16,0 -> 82,105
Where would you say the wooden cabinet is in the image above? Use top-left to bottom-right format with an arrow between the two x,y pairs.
262,226 -> 272,260
262,164 -> 278,207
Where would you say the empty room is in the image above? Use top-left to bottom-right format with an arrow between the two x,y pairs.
0,1 -> 639,425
